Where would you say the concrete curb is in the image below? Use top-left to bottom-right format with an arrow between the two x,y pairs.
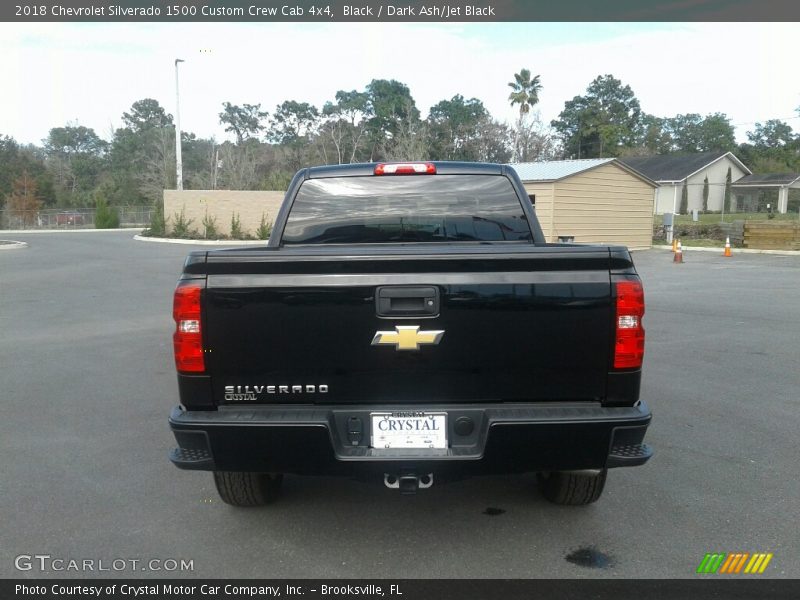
0,228 -> 145,234
653,245 -> 800,257
0,240 -> 28,250
133,234 -> 268,246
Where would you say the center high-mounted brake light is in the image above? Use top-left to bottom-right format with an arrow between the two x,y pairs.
613,278 -> 645,370
173,281 -> 205,373
374,162 -> 436,175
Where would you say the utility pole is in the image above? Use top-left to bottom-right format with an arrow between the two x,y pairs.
174,58 -> 185,190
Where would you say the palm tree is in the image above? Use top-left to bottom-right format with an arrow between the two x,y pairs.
508,69 -> 542,161
508,69 -> 542,126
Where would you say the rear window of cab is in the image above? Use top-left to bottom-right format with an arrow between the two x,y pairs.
281,174 -> 532,245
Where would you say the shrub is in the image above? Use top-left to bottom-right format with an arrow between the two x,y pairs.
172,208 -> 195,238
145,201 -> 166,236
202,210 -> 219,239
668,223 -> 727,241
230,212 -> 245,239
95,197 -> 120,229
256,213 -> 272,240
679,183 -> 688,215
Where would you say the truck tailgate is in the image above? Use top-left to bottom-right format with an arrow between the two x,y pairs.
198,245 -> 613,405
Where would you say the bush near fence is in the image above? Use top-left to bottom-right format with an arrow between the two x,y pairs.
0,207 -> 153,230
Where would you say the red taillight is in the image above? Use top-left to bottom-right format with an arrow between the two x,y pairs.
173,282 -> 205,373
613,279 -> 645,369
374,162 -> 436,175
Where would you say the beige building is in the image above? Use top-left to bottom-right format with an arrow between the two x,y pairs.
510,158 -> 658,250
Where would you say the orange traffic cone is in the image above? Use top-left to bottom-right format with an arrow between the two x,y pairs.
671,238 -> 678,253
723,237 -> 732,257
673,240 -> 683,263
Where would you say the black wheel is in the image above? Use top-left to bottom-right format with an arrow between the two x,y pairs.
213,471 -> 283,506
538,469 -> 607,505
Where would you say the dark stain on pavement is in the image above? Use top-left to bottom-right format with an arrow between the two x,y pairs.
483,507 -> 506,516
565,546 -> 614,569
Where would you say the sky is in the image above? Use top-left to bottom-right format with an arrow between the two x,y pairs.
1,21 -> 799,146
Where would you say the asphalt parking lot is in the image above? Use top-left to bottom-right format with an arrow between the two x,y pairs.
1,232 -> 798,579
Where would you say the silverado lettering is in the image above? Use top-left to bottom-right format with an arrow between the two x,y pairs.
224,385 -> 328,395
169,161 -> 653,506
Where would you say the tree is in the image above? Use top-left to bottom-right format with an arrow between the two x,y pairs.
508,68 -> 542,123
219,102 -> 267,144
321,90 -> 372,164
680,181 -> 688,215
665,113 -> 703,153
266,101 -> 321,172
383,118 -> 428,162
748,119 -> 794,148
6,171 -> 42,225
94,196 -> 119,228
513,113 -> 560,162
743,119 -> 798,171
122,99 -> 173,133
45,125 -> 106,156
664,113 -> 735,154
365,79 -> 420,160
1,135 -> 55,206
267,100 -> 319,145
724,167 -> 732,214
697,113 -> 736,153
110,99 -> 177,203
0,135 -> 21,198
215,140 -> 262,190
180,133 -> 217,190
702,175 -> 709,212
551,74 -> 642,158
43,125 -> 107,203
508,69 -> 543,161
426,94 -> 489,161
638,114 -> 673,155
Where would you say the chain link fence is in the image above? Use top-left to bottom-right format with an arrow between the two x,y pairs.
0,207 -> 154,230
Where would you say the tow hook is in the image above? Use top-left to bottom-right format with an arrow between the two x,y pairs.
384,473 -> 434,494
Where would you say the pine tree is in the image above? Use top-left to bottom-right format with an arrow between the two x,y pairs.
6,171 -> 42,226
680,181 -> 688,215
95,196 -> 119,228
724,167 -> 732,213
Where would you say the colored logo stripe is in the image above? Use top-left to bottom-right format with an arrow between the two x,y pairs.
697,553 -> 726,574
719,553 -> 749,573
697,553 -> 773,574
745,553 -> 773,574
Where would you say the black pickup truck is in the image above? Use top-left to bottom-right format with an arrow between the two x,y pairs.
169,161 -> 652,506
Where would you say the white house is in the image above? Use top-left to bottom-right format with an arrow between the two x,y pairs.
620,152 -> 751,215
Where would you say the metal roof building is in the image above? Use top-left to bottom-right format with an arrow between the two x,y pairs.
509,158 -> 657,250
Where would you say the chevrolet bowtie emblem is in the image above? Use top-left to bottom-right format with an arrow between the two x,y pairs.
371,325 -> 445,351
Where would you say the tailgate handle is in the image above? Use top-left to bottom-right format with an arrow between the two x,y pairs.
376,286 -> 439,317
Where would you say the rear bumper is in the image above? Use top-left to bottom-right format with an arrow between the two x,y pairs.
169,401 -> 652,476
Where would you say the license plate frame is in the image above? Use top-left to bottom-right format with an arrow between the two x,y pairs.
370,411 -> 448,449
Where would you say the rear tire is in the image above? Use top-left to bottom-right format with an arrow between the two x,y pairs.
538,469 -> 607,505
213,471 -> 283,507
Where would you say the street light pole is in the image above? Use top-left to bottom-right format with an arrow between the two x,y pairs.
174,58 -> 185,191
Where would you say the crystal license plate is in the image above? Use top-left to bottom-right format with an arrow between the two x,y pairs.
370,412 -> 448,449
